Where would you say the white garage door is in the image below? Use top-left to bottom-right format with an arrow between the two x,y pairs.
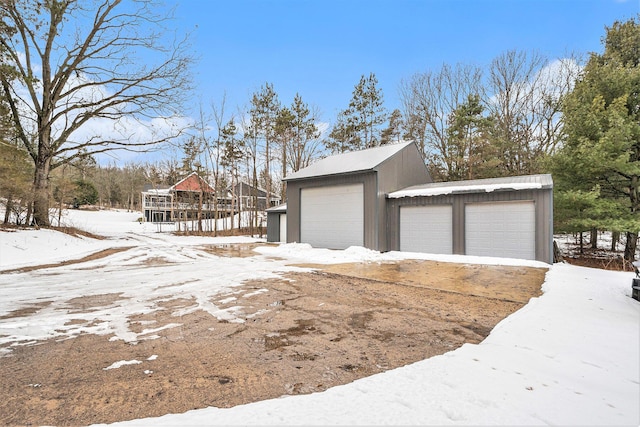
300,184 -> 363,249
400,205 -> 452,254
279,214 -> 287,243
465,201 -> 535,260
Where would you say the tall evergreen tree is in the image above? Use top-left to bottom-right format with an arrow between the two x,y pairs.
326,111 -> 358,153
220,119 -> 244,229
275,106 -> 295,202
551,16 -> 640,261
445,94 -> 496,180
274,94 -> 321,201
328,73 -> 386,151
380,109 -> 404,145
287,94 -> 321,172
249,83 -> 280,208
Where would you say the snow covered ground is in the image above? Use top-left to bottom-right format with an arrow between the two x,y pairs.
0,209 -> 638,426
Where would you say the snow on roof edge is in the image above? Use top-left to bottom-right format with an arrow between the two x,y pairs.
388,174 -> 552,199
266,203 -> 287,212
389,182 -> 543,198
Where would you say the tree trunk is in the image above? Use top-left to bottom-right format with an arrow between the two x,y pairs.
32,156 -> 52,227
266,140 -> 270,211
624,231 -> 638,262
590,228 -> 598,249
229,176 -> 240,234
25,200 -> 33,227
281,137 -> 287,203
611,231 -> 620,251
579,232 -> 584,254
3,196 -> 12,224
197,191 -> 203,232
553,240 -> 563,263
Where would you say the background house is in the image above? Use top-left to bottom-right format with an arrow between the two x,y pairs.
141,185 -> 172,223
142,172 -> 216,223
142,173 -> 281,224
230,181 -> 281,212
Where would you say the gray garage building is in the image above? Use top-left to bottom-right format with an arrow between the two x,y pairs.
386,174 -> 554,263
268,142 -> 554,264
282,141 -> 431,251
266,203 -> 287,243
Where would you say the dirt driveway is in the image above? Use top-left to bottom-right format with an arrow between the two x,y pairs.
0,248 -> 546,426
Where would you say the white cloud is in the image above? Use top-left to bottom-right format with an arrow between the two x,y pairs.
7,58 -> 194,166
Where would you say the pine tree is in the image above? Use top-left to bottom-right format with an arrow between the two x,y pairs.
220,119 -> 244,230
380,109 -> 404,145
445,94 -> 496,180
328,73 -> 387,151
326,111 -> 358,153
275,106 -> 295,202
249,83 -> 280,209
551,16 -> 640,261
288,94 -> 321,172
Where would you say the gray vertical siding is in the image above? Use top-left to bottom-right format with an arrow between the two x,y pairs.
375,146 -> 432,251
266,211 -> 280,242
386,188 -> 554,263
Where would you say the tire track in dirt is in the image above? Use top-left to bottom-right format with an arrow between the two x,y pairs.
0,247 -> 134,274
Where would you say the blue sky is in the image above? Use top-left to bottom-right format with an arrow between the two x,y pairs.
173,0 -> 639,123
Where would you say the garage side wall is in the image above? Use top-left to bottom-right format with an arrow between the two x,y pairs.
286,172 -> 378,249
375,146 -> 432,251
266,211 -> 280,242
386,188 -> 553,263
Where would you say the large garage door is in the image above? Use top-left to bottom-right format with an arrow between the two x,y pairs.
400,205 -> 452,254
465,201 -> 535,260
300,184 -> 364,249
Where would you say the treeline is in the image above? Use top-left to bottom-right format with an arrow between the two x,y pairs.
0,1 -> 638,260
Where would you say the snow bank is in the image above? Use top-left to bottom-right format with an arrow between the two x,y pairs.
255,243 -> 549,268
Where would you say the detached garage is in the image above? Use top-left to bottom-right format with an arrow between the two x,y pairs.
271,142 -> 553,263
266,204 -> 287,243
387,174 -> 554,263
283,141 -> 432,251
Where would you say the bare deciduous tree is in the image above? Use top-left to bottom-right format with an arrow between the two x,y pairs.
486,50 -> 579,174
0,0 -> 193,226
399,63 -> 483,178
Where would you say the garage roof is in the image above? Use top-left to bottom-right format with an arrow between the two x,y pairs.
284,141 -> 413,181
388,174 -> 553,198
266,203 -> 287,213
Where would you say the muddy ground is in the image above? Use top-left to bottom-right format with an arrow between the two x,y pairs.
0,256 -> 546,426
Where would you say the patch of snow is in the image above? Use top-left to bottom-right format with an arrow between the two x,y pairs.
242,289 -> 269,298
254,243 -> 548,268
388,182 -> 543,198
103,360 -> 142,370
